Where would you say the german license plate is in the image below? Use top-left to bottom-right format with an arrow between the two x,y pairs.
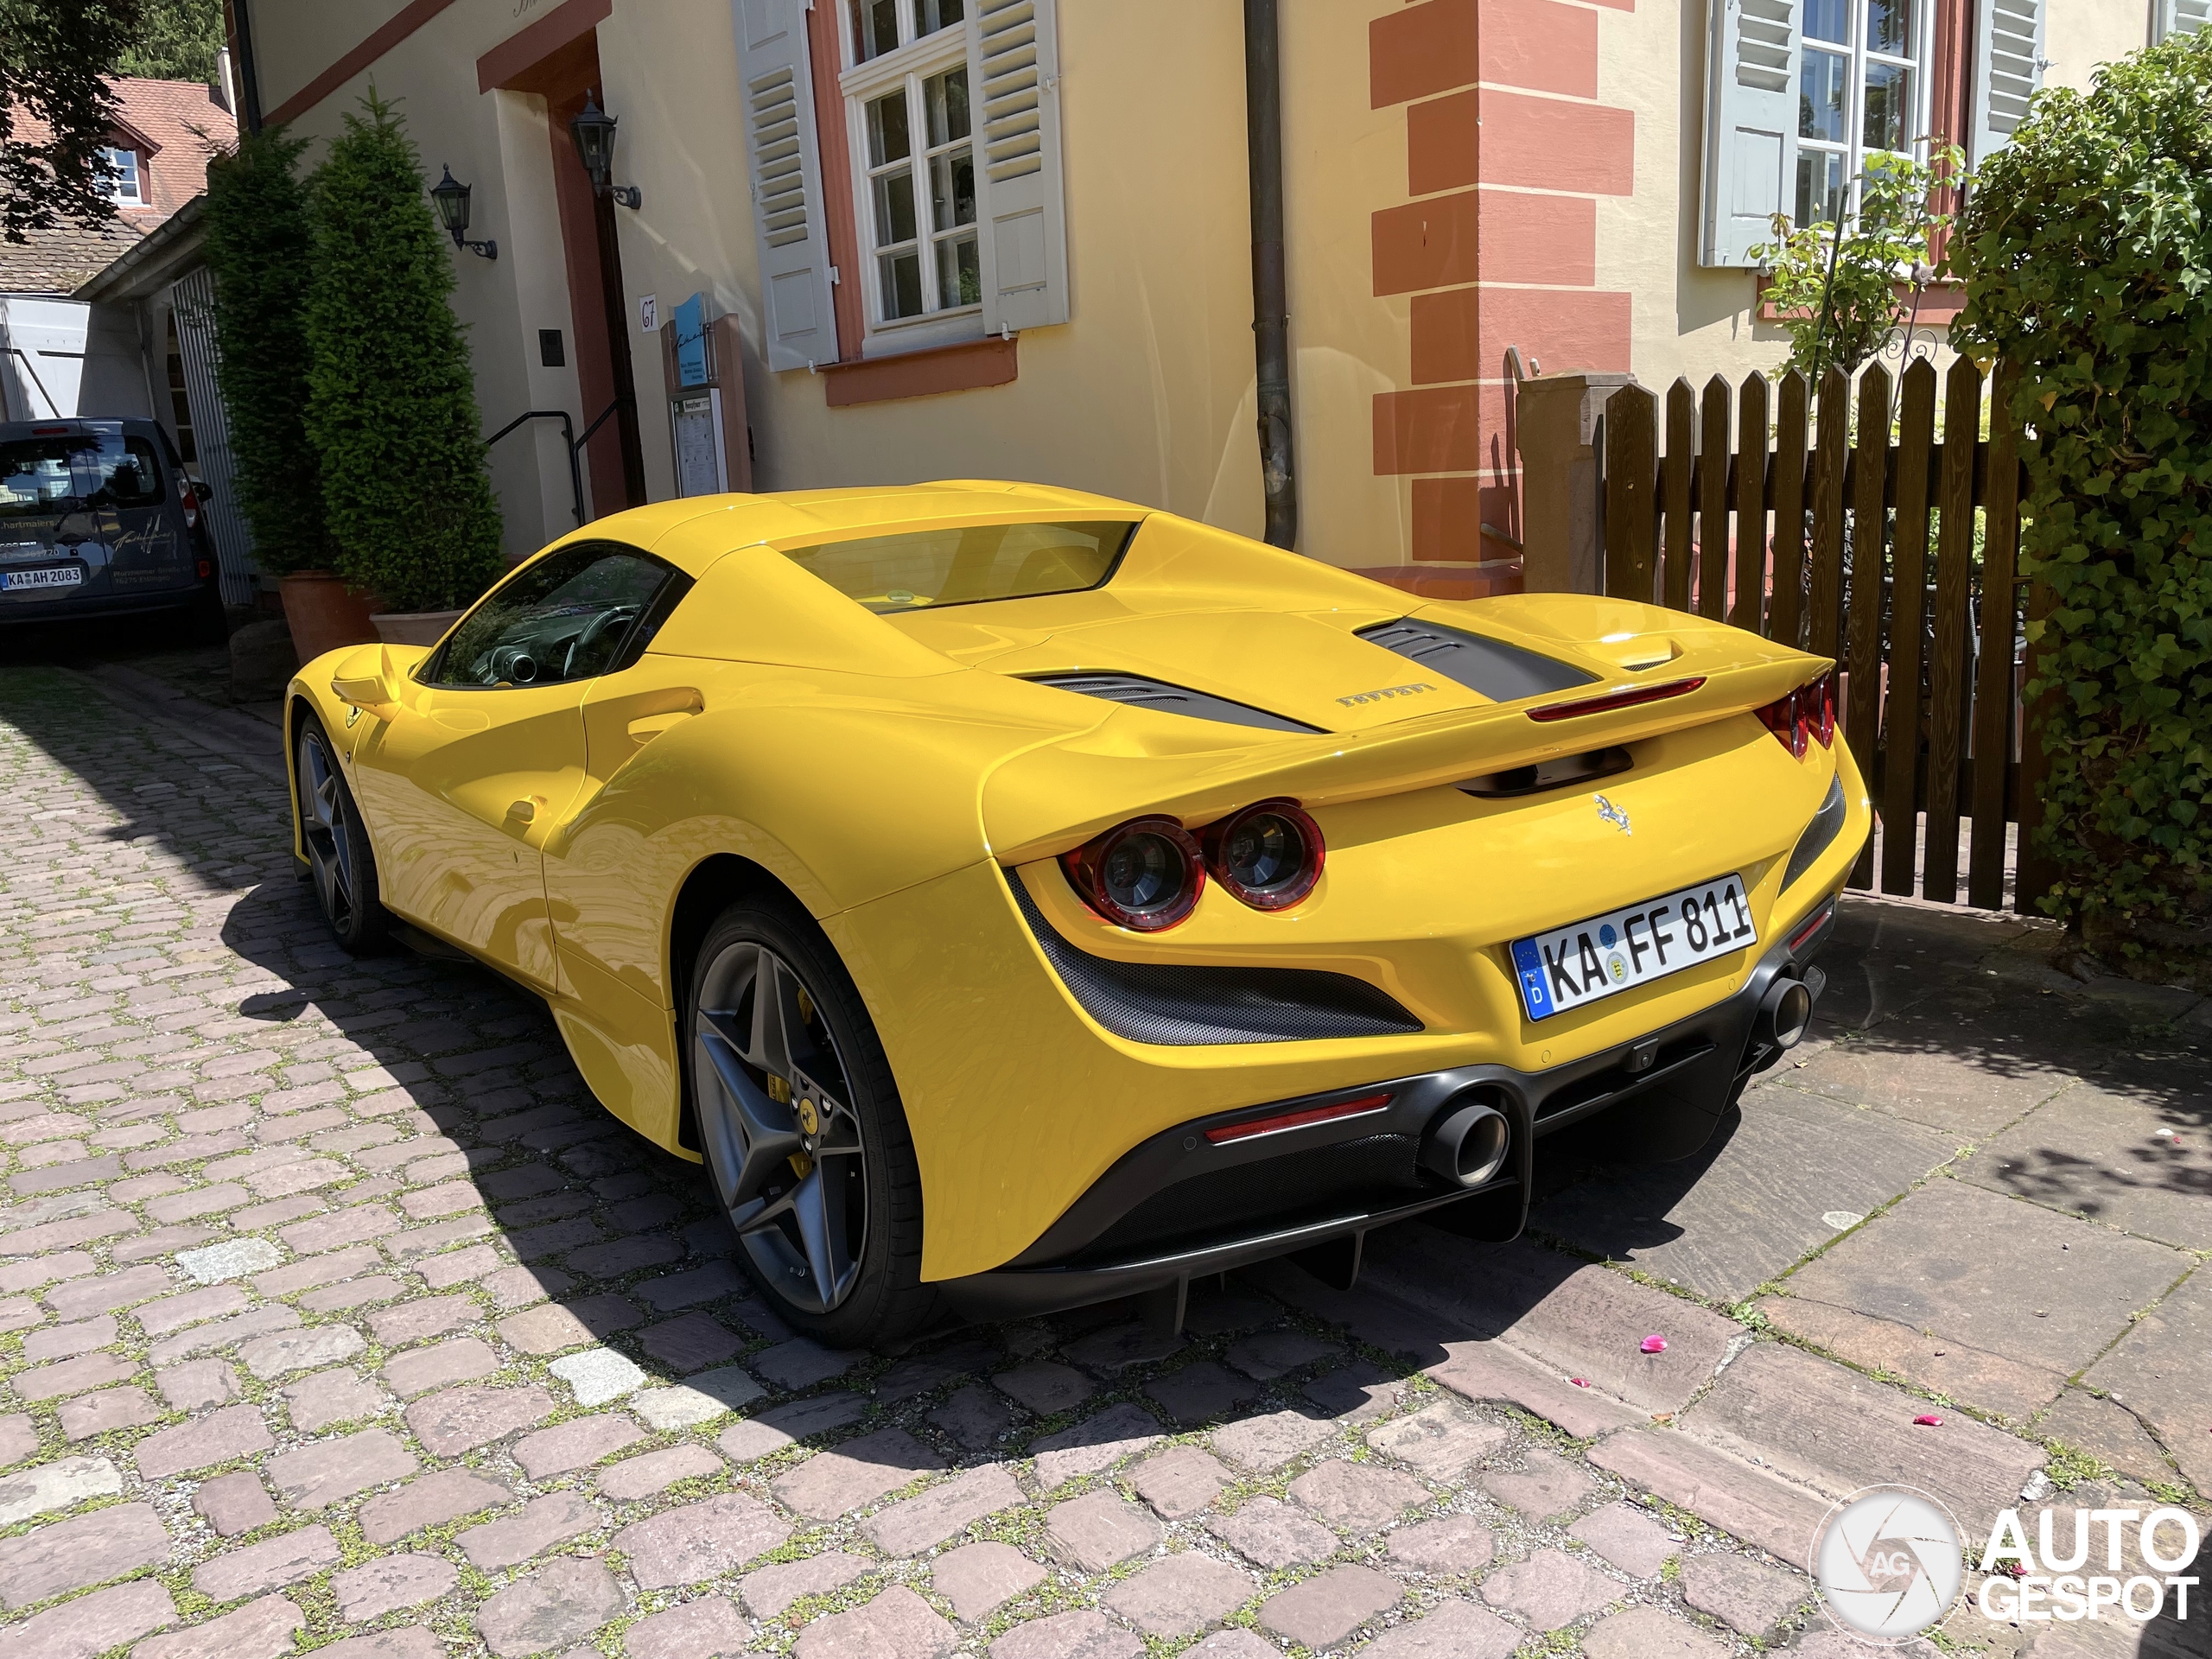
0,565 -> 82,590
1510,873 -> 1757,1021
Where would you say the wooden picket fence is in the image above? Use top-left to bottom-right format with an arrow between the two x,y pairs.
1595,355 -> 2053,913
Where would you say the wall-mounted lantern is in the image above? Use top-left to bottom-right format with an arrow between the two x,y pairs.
429,166 -> 498,259
569,93 -> 642,210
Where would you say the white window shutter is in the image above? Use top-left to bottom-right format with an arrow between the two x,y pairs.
1701,0 -> 1798,267
969,0 -> 1070,331
1971,0 -> 2047,167
2158,0 -> 2212,39
734,0 -> 837,371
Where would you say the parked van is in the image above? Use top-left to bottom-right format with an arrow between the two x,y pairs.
0,417 -> 226,640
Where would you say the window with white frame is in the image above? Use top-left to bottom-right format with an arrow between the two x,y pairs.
1699,0 -> 2031,269
733,0 -> 1070,373
843,1 -> 980,334
99,145 -> 143,205
1794,0 -> 1923,227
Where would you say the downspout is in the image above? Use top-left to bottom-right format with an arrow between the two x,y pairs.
226,0 -> 265,136
1243,0 -> 1298,550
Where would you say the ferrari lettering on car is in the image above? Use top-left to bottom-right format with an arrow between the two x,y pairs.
284,482 -> 1867,1347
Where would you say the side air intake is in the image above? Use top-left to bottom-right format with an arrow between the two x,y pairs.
1358,618 -> 1599,702
1782,773 -> 1847,890
1025,672 -> 1322,734
1007,870 -> 1421,1045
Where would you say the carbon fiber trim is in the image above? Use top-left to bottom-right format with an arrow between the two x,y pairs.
1007,869 -> 1423,1045
1023,671 -> 1321,734
1358,618 -> 1598,701
1783,773 -> 1848,890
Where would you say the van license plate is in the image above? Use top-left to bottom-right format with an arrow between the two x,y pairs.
0,566 -> 83,590
1511,874 -> 1756,1021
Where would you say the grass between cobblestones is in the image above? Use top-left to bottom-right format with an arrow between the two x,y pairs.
2,660 -> 2204,1659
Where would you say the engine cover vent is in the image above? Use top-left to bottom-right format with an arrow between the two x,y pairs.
1025,671 -> 1322,734
1359,618 -> 1599,702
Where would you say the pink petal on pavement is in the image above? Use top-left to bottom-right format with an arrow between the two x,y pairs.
1914,1414 -> 1944,1427
1570,1377 -> 1592,1388
1639,1335 -> 1667,1354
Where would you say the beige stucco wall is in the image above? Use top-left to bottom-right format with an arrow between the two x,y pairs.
245,0 -> 2163,571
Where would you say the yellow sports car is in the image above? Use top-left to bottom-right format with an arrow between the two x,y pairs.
288,483 -> 1867,1345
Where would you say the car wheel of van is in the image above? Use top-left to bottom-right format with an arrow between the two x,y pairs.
294,712 -> 390,955
189,581 -> 230,646
688,898 -> 938,1347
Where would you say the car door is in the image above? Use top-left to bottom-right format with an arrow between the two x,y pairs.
346,542 -> 681,989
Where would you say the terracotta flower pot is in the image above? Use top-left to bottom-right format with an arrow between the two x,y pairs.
371,608 -> 465,647
279,572 -> 383,664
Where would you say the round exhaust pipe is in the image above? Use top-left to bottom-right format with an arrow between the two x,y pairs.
1757,974 -> 1815,1052
1419,1096 -> 1510,1189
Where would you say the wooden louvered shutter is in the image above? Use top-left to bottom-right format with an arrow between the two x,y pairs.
734,0 -> 837,371
1701,0 -> 1798,267
1971,0 -> 2046,167
2158,0 -> 2212,38
969,0 -> 1070,331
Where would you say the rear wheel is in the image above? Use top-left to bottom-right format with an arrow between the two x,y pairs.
687,897 -> 936,1347
294,712 -> 389,954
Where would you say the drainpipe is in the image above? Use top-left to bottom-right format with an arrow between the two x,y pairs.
226,0 -> 265,135
1243,0 -> 1298,550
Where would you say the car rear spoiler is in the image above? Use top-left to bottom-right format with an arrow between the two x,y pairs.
982,651 -> 1829,863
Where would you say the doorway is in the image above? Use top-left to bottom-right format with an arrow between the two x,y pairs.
491,32 -> 646,516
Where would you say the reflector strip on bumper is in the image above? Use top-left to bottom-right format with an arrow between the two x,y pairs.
1205,1091 -> 1394,1144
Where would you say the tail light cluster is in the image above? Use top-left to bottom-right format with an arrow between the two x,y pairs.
1755,670 -> 1837,759
1061,798 -> 1323,932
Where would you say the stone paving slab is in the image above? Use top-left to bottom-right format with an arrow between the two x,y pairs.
1958,1080 -> 2212,1250
1530,1077 -> 1960,1302
1764,1178 -> 2193,1422
0,662 -> 2207,1659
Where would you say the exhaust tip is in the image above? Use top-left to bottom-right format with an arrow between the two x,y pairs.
1420,1096 -> 1510,1189
1759,975 -> 1815,1051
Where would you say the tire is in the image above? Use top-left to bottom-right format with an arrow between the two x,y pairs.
188,581 -> 230,646
294,711 -> 390,955
685,896 -> 938,1347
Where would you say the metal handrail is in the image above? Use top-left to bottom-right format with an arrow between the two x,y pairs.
484,409 -> 584,525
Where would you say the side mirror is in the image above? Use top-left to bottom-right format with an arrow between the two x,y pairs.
330,646 -> 402,720
193,480 -> 214,504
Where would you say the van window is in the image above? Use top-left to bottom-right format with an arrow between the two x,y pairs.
0,432 -> 164,517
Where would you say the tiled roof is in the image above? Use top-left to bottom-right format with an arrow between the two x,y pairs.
0,219 -> 145,298
3,76 -> 233,297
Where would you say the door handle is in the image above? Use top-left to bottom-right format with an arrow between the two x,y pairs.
626,709 -> 698,745
507,798 -> 537,823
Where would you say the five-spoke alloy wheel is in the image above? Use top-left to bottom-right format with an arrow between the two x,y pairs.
689,899 -> 934,1343
295,713 -> 387,954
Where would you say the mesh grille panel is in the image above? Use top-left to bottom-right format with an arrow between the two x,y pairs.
1007,872 -> 1422,1046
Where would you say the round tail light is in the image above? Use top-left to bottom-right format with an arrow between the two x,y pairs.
1206,798 -> 1324,911
1063,817 -> 1205,931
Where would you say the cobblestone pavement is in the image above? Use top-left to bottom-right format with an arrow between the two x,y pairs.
1,663 -> 2207,1659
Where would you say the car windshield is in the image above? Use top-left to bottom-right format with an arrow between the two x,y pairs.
0,432 -> 162,519
781,520 -> 1137,613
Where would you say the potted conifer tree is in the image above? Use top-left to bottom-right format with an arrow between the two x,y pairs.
304,91 -> 504,646
202,128 -> 381,662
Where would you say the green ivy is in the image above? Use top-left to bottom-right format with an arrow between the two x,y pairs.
1950,34 -> 2212,971
200,127 -> 332,578
303,89 -> 503,614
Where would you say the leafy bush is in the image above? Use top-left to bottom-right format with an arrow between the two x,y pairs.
1952,35 -> 2212,973
303,90 -> 503,614
200,128 -> 332,576
1751,147 -> 1961,379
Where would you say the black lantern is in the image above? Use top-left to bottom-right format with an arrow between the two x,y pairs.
429,165 -> 497,259
569,93 -> 641,209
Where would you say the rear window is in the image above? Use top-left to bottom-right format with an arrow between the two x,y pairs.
781,519 -> 1137,613
0,432 -> 162,518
